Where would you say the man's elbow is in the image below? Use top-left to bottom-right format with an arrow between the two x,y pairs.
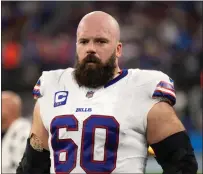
150,131 -> 198,174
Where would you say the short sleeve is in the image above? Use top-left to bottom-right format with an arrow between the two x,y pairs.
32,73 -> 45,99
141,71 -> 176,132
149,72 -> 176,106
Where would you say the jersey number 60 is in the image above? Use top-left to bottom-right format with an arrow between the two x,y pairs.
50,115 -> 120,173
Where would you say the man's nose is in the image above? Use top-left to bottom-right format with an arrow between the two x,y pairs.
86,42 -> 96,54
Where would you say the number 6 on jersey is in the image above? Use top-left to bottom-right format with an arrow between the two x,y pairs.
51,115 -> 120,173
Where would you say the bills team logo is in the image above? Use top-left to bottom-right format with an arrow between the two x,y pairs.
86,91 -> 94,98
169,77 -> 174,84
152,80 -> 176,105
54,91 -> 69,107
33,79 -> 42,99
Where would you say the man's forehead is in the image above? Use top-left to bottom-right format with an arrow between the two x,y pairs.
77,18 -> 118,40
77,11 -> 120,41
77,27 -> 112,39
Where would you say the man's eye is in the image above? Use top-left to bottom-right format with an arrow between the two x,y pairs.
80,40 -> 88,44
97,40 -> 106,44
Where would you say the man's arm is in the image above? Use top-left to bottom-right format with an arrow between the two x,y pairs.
30,102 -> 49,151
147,102 -> 198,174
16,102 -> 50,174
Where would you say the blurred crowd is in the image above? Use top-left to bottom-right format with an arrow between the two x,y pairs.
2,1 -> 202,133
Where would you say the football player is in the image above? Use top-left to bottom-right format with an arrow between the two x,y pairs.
17,11 -> 197,174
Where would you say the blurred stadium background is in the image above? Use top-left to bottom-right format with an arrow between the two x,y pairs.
1,1 -> 202,173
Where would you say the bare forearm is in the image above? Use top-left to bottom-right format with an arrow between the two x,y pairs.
30,133 -> 44,152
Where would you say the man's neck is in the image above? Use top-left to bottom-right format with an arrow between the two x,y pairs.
113,67 -> 121,78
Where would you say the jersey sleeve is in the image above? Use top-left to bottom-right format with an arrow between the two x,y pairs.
149,72 -> 176,106
32,72 -> 46,99
32,69 -> 67,100
141,70 -> 176,132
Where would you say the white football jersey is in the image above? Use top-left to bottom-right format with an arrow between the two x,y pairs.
33,68 -> 176,173
2,118 -> 31,173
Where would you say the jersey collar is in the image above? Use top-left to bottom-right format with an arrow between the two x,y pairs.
104,69 -> 128,88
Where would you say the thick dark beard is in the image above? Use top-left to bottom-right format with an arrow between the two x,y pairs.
73,52 -> 116,88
